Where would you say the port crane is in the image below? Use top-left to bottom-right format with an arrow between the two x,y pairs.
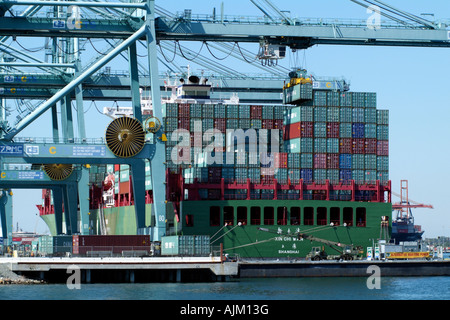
258,227 -> 364,260
392,180 -> 433,211
0,0 -> 449,243
391,179 -> 433,224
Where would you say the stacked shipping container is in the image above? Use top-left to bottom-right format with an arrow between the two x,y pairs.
164,103 -> 286,190
105,83 -> 388,203
282,88 -> 388,185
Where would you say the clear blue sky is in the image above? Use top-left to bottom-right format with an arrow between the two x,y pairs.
10,0 -> 450,238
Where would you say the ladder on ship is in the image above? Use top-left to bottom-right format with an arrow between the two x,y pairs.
98,205 -> 107,235
380,216 -> 390,242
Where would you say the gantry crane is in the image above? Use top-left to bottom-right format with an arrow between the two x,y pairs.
391,180 -> 433,243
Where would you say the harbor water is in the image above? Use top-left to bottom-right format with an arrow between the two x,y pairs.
0,276 -> 448,300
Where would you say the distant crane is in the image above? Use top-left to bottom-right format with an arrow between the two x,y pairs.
391,180 -> 433,213
390,180 -> 433,243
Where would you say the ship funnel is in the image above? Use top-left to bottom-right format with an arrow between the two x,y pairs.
188,75 -> 200,84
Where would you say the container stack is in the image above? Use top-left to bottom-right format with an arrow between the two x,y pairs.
101,80 -> 388,203
282,87 -> 388,186
163,102 -> 285,185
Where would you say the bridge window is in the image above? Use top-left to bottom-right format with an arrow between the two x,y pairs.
250,207 -> 261,225
356,207 -> 366,227
317,207 -> 327,226
210,206 -> 221,226
264,207 -> 274,225
277,207 -> 288,225
330,207 -> 340,226
224,206 -> 234,226
343,207 -> 353,226
237,207 -> 247,225
290,207 -> 301,225
304,207 -> 314,225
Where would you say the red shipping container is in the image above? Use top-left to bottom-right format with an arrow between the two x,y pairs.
377,140 -> 389,156
352,138 -> 365,154
327,153 -> 339,169
283,123 -> 301,140
178,104 -> 190,117
178,117 -> 190,130
276,152 -> 288,168
300,122 -> 314,137
261,175 -> 274,184
119,181 -> 130,194
327,122 -> 340,138
114,164 -> 120,171
339,138 -> 353,154
262,119 -> 274,129
214,118 -> 226,132
73,235 -> 151,255
273,119 -> 283,129
365,139 -> 377,154
251,105 -> 262,118
314,153 -> 327,169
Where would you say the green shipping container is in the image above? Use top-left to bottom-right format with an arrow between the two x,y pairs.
327,107 -> 340,122
300,138 -> 313,153
314,138 -> 327,153
352,154 -> 365,169
284,106 -> 301,124
340,107 -> 353,122
377,110 -> 389,125
314,122 -> 327,137
365,108 -> 377,123
340,123 -> 352,138
377,125 -> 389,140
365,124 -> 377,138
163,103 -> 178,118
285,138 -> 301,153
377,156 -> 389,171
161,235 -> 210,256
365,154 -> 377,170
300,153 -> 313,168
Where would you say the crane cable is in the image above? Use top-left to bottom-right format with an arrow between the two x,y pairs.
210,222 -> 242,244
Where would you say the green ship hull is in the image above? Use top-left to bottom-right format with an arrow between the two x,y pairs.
179,200 -> 391,258
41,200 -> 391,259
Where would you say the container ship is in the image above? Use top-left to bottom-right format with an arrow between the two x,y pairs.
37,69 -> 393,259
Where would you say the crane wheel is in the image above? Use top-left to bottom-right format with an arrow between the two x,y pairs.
105,116 -> 145,158
43,164 -> 73,181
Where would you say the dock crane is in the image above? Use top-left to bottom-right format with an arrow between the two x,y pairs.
392,180 -> 433,211
390,180 -> 433,243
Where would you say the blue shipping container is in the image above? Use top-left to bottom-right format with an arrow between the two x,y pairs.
352,123 -> 365,138
300,169 -> 313,183
339,154 -> 352,169
339,169 -> 352,183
